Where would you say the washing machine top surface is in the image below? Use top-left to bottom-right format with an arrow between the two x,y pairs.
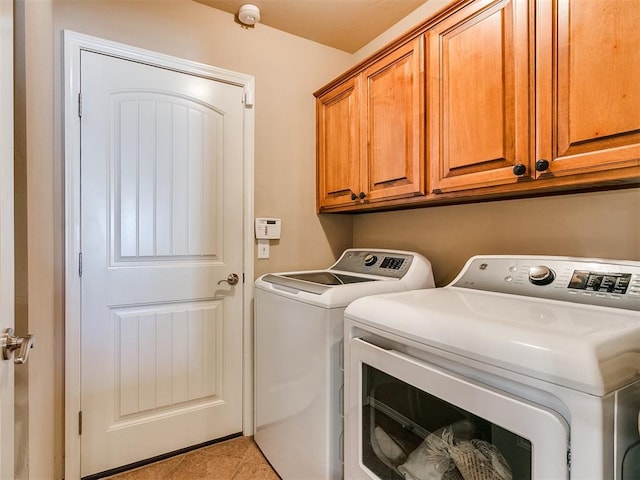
277,271 -> 377,285
255,248 -> 435,307
345,255 -> 640,396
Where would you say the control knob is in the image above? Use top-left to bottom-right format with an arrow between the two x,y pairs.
529,266 -> 555,286
364,254 -> 377,267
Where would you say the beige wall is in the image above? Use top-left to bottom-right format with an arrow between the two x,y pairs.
17,0 -> 640,478
18,1 -> 353,477
354,188 -> 640,286
353,0 -> 456,61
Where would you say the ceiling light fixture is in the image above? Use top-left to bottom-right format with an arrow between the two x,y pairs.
238,4 -> 261,26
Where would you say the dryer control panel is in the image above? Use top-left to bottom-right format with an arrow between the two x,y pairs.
451,255 -> 640,311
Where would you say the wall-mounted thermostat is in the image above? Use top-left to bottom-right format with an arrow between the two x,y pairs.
255,218 -> 281,259
255,218 -> 281,240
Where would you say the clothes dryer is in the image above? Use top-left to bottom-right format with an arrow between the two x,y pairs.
344,255 -> 640,480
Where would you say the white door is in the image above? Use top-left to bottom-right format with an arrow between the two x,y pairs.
0,0 -> 14,476
80,51 -> 244,476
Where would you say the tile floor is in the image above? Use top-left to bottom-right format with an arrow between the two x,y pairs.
104,436 -> 280,480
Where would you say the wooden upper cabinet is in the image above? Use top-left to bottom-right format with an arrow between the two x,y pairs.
536,0 -> 640,179
316,77 -> 361,209
427,0 -> 531,194
361,37 -> 426,203
315,0 -> 639,213
315,37 -> 425,211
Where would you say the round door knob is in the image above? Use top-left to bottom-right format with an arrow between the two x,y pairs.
535,159 -> 550,172
358,192 -> 366,199
512,163 -> 527,176
350,193 -> 357,201
529,266 -> 555,286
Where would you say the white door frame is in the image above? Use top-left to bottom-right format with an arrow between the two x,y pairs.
63,31 -> 255,479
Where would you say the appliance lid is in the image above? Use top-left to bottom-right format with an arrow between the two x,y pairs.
262,271 -> 379,295
345,287 -> 640,396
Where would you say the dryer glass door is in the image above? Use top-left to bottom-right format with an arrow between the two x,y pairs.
346,338 -> 570,480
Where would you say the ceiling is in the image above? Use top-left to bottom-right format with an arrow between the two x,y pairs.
193,0 -> 427,53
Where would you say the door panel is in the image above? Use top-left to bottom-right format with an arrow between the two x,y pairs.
363,37 -> 425,201
446,11 -> 506,169
537,0 -> 640,176
80,51 -> 244,476
428,0 -> 530,193
112,301 -> 223,418
316,78 -> 361,209
113,94 -> 223,260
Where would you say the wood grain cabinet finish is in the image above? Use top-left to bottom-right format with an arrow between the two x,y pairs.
536,0 -> 640,180
430,0 -> 640,196
427,0 -> 530,194
316,77 -> 361,210
316,37 -> 425,211
361,37 -> 426,203
315,0 -> 639,213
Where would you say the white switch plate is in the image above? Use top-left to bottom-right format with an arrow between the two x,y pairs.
258,239 -> 269,259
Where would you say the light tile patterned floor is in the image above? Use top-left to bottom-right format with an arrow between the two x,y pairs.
104,436 -> 280,480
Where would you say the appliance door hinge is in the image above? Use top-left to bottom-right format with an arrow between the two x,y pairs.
78,411 -> 82,435
78,92 -> 82,117
567,443 -> 571,471
79,252 -> 83,277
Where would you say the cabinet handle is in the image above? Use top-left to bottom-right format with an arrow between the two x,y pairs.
358,192 -> 366,199
350,193 -> 357,201
512,163 -> 527,176
535,159 -> 550,172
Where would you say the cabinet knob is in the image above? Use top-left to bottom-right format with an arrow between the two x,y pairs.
351,193 -> 357,201
358,192 -> 366,199
512,163 -> 527,176
535,159 -> 550,172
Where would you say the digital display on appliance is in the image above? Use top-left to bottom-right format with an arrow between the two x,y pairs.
568,270 -> 631,294
380,257 -> 405,270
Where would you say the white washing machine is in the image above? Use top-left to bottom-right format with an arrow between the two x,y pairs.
344,255 -> 640,480
254,249 -> 435,480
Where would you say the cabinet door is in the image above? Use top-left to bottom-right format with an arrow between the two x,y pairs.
316,77 -> 361,210
361,37 -> 426,202
537,0 -> 640,179
427,0 -> 531,194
